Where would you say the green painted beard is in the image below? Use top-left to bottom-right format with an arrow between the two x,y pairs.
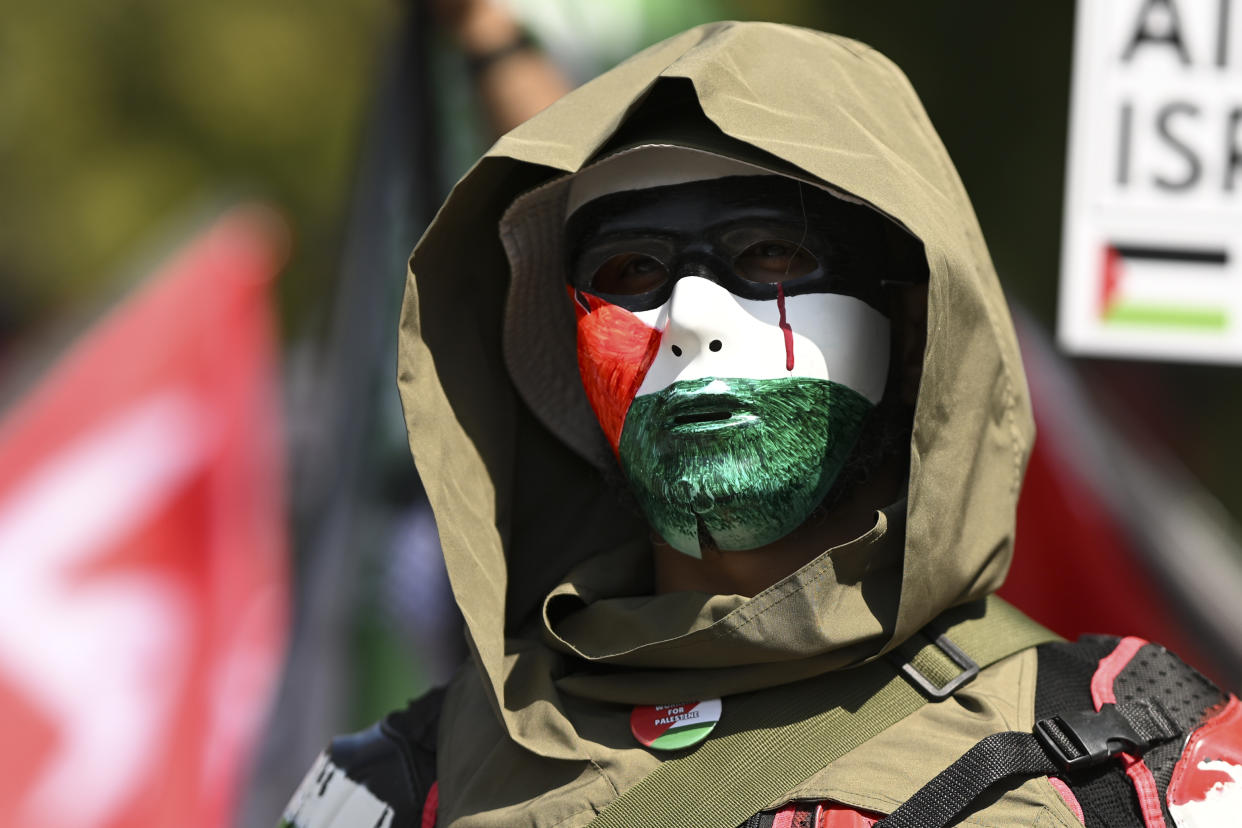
618,376 -> 873,557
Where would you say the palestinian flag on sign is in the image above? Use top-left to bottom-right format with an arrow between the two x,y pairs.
1099,242 -> 1230,331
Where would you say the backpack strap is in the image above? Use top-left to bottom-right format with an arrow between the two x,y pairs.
587,596 -> 1059,828
873,699 -> 1182,828
875,635 -> 1230,828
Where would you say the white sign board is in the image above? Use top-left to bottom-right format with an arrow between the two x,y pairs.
1059,0 -> 1242,362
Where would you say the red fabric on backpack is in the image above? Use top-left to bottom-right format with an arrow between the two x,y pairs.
770,800 -> 880,827
1092,637 -> 1166,828
420,781 -> 438,828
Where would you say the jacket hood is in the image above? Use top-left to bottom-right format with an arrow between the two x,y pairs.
397,21 -> 1033,761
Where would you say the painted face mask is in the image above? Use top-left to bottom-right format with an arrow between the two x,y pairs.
567,169 -> 892,558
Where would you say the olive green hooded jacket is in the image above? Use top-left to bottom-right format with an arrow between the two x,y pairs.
396,21 -> 1080,828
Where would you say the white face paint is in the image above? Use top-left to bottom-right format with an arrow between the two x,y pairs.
633,277 -> 890,402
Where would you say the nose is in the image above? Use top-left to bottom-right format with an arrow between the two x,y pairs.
663,277 -> 744,364
634,276 -> 795,394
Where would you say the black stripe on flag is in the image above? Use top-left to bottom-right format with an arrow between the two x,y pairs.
1112,244 -> 1229,266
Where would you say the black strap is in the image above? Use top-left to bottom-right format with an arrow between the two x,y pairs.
587,598 -> 1060,828
875,700 -> 1181,828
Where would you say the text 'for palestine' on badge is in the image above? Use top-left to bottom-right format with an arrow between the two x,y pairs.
630,698 -> 722,750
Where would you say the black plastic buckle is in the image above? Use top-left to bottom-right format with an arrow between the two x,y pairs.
1035,704 -> 1144,771
897,634 -> 980,700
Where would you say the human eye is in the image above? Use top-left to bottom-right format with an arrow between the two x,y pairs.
589,253 -> 669,294
733,240 -> 818,284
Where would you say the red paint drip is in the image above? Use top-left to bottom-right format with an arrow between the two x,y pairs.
777,282 -> 795,371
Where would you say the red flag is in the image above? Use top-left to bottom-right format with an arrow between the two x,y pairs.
1001,314 -> 1238,682
0,207 -> 290,828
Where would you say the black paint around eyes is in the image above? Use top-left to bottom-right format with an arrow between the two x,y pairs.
567,175 -> 876,253
564,174 -> 906,313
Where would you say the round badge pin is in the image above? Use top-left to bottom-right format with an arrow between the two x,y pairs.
630,698 -> 722,751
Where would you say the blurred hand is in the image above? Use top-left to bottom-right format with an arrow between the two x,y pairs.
426,0 -> 571,136
431,0 -> 522,56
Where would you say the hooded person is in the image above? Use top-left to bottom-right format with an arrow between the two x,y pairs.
280,22 -> 1242,828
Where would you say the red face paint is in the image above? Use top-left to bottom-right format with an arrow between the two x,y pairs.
572,289 -> 661,455
777,282 -> 795,371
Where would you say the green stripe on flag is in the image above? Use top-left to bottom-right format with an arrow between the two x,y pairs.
653,722 -> 716,750
1104,304 -> 1228,331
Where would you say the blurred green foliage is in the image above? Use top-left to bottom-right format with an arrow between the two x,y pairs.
0,0 -> 397,333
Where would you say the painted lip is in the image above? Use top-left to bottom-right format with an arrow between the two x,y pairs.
659,389 -> 758,432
